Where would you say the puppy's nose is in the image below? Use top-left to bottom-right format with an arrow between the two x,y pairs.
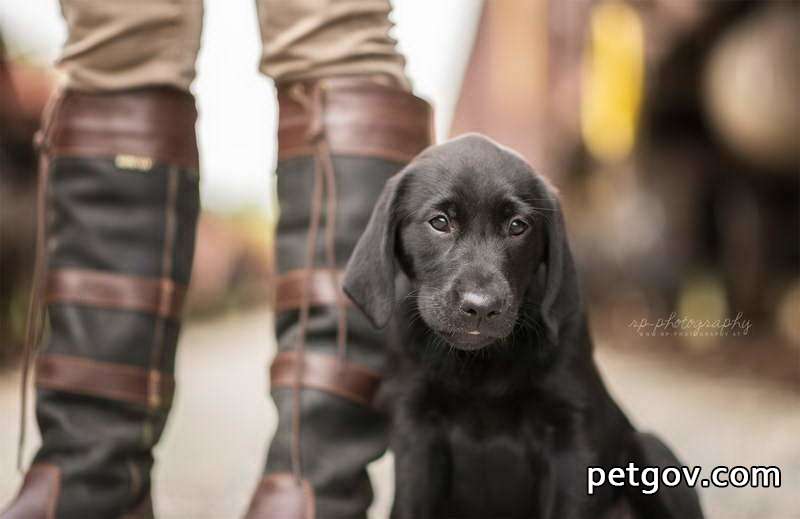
458,291 -> 504,321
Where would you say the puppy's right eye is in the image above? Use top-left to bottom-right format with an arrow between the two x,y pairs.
429,215 -> 451,233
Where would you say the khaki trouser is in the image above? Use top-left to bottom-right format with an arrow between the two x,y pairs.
57,0 -> 410,91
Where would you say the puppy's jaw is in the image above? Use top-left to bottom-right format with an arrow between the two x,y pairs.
438,329 -> 498,351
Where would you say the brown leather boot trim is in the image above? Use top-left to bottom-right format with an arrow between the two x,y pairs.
244,473 -> 314,519
46,268 -> 187,320
35,354 -> 174,409
277,77 -> 433,163
1,463 -> 61,519
274,268 -> 351,312
119,494 -> 154,519
270,351 -> 381,408
46,88 -> 199,170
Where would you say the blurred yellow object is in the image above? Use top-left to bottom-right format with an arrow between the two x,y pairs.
581,1 -> 644,164
677,273 -> 728,351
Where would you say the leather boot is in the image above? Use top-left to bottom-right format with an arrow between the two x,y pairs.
245,77 -> 432,519
1,88 -> 200,519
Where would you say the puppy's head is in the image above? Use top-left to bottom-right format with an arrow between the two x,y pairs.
343,134 -> 579,351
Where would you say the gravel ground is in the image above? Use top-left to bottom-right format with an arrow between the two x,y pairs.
1,308 -> 797,518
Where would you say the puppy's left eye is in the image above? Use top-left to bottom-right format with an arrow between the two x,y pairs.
429,215 -> 451,233
508,219 -> 528,236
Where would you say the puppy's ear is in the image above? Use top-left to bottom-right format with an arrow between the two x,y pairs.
343,174 -> 403,329
540,190 -> 581,345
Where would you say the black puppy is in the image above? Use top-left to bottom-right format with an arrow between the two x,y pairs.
343,134 -> 703,519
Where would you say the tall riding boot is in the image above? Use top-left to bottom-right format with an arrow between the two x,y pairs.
1,88 -> 200,519
245,77 -> 432,518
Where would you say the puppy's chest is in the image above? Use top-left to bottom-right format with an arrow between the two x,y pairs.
440,407 -> 557,516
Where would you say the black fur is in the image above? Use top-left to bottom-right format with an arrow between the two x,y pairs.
343,134 -> 704,519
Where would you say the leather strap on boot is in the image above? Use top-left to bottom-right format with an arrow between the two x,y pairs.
1,465 -> 60,519
46,87 -> 198,170
246,474 -> 315,519
277,76 -> 432,163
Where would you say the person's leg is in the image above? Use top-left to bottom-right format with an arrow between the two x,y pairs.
246,2 -> 433,518
256,0 -> 409,89
1,2 -> 203,518
58,0 -> 202,92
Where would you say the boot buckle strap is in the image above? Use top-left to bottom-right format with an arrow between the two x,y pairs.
270,351 -> 381,408
46,268 -> 187,320
36,354 -> 174,409
274,268 -> 351,312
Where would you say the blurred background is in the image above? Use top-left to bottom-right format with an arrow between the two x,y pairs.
1,1 -> 798,518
